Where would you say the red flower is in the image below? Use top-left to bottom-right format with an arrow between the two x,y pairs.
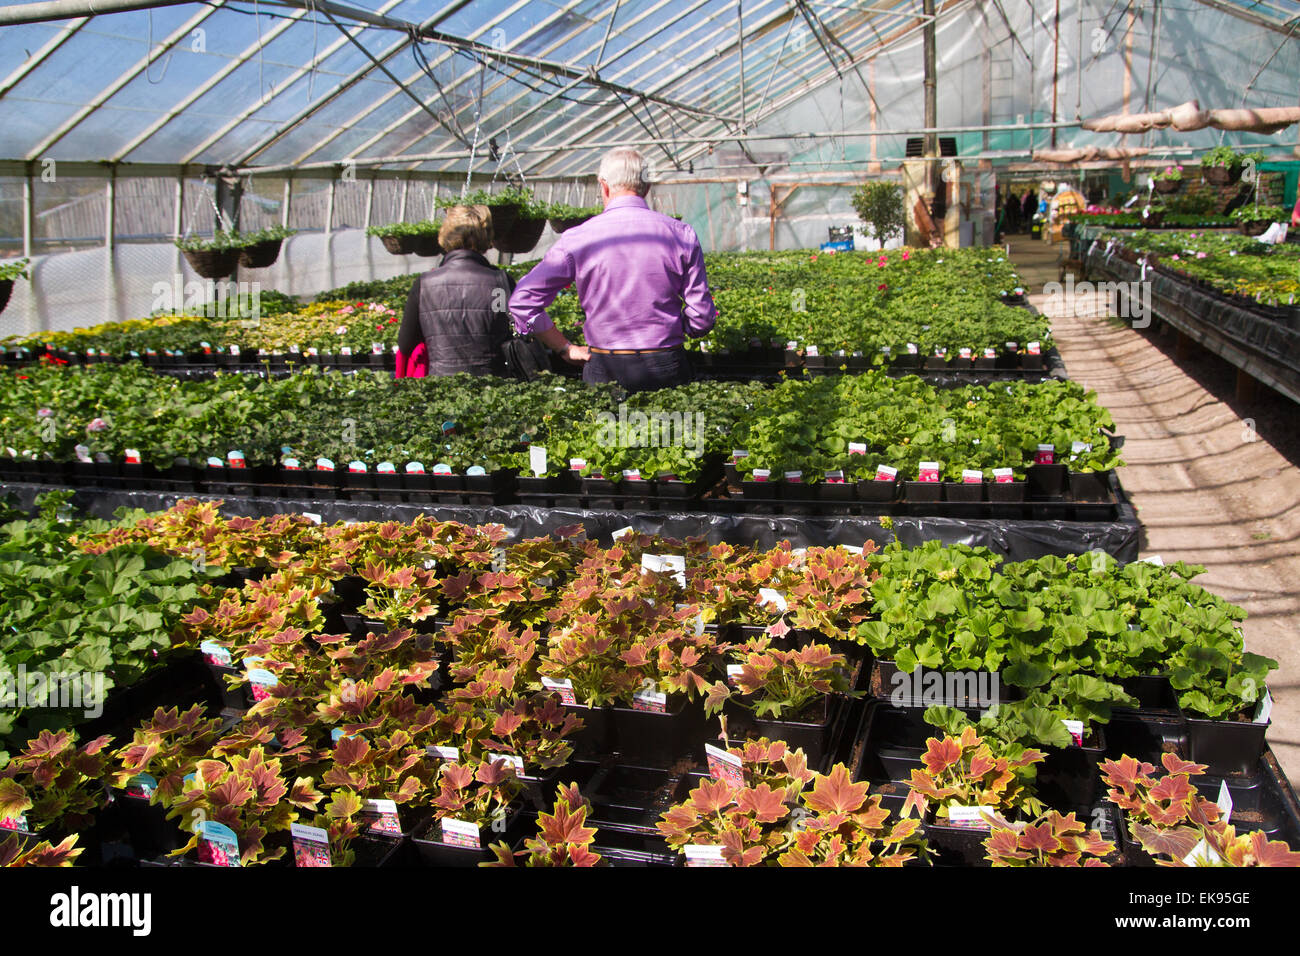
878,283 -> 887,291
376,324 -> 383,330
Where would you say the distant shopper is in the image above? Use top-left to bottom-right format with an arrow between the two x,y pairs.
508,147 -> 717,393
1022,189 -> 1037,225
1004,192 -> 1021,233
396,205 -> 513,378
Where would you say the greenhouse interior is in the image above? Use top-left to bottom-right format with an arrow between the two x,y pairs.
1,0 -> 1300,892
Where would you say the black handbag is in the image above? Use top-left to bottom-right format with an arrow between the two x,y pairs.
501,332 -> 552,381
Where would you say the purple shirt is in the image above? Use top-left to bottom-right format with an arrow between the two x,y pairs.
509,195 -> 717,350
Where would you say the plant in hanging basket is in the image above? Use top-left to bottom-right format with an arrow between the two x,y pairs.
981,809 -> 1116,866
1151,165 -> 1184,193
237,225 -> 295,269
0,258 -> 30,316
544,202 -> 603,234
365,220 -> 443,257
176,231 -> 244,279
1230,204 -> 1285,236
483,783 -> 602,867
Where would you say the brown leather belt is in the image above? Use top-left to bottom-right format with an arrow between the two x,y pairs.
589,345 -> 683,355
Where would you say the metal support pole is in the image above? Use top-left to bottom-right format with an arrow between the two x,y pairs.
398,174 -> 410,222
325,178 -> 337,235
173,173 -> 184,240
105,167 -> 116,251
1051,0 -> 1060,148
363,175 -> 375,231
923,0 -> 937,194
22,167 -> 34,259
737,0 -> 745,128
281,176 -> 293,229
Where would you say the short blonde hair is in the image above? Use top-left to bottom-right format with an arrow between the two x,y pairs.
439,204 -> 493,252
598,148 -> 652,197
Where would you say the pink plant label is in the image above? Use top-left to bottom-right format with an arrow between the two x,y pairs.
1034,444 -> 1055,465
875,465 -> 898,482
962,469 -> 983,484
848,442 -> 868,455
918,462 -> 940,483
705,744 -> 744,788
291,823 -> 332,868
440,817 -> 481,849
993,468 -> 1014,484
541,676 -> 577,706
363,799 -> 402,836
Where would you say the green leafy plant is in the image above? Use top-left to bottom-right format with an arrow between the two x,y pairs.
901,727 -> 1045,823
0,258 -> 31,283
705,635 -> 851,719
365,220 -> 442,238
850,181 -> 905,242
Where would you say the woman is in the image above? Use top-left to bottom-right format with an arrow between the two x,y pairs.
395,205 -> 513,377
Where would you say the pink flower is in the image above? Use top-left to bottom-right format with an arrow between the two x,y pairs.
86,418 -> 108,433
809,254 -> 819,262
1196,252 -> 1207,259
37,407 -> 53,418
901,251 -> 910,261
1171,255 -> 1180,261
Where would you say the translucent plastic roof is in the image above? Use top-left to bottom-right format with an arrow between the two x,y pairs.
1,0 -> 1298,177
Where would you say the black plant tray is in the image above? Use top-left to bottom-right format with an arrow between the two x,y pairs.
720,695 -> 839,767
410,807 -> 528,867
557,760 -> 692,854
564,697 -> 708,769
1038,727 -> 1108,810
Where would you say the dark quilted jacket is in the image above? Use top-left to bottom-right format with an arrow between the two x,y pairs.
399,249 -> 514,377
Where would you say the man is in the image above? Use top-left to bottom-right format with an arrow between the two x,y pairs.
508,147 -> 717,392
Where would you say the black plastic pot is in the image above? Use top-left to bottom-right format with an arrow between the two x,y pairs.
924,816 -> 993,866
986,480 -> 1026,502
903,480 -> 942,503
856,477 -> 898,503
727,696 -> 838,767
1185,713 -> 1269,777
1069,470 -> 1113,501
118,792 -> 186,859
942,481 -> 984,503
411,807 -> 526,866
1037,727 -> 1107,809
1027,463 -> 1067,499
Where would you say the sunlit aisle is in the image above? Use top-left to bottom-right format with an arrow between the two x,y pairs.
1012,237 -> 1300,782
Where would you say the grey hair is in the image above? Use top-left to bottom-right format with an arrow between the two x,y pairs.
598,147 -> 653,197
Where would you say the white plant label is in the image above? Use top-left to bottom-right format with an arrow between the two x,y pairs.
684,844 -> 728,867
541,676 -> 578,706
947,805 -> 996,830
757,588 -> 788,613
529,445 -> 547,477
641,553 -> 686,588
961,469 -> 983,484
993,467 -> 1014,483
1062,719 -> 1085,747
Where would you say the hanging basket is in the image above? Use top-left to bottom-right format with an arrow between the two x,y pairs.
1153,178 -> 1182,194
549,215 -> 593,234
0,280 -> 12,316
494,213 -> 547,255
237,238 -> 283,270
485,201 -> 521,238
413,234 -> 442,257
182,248 -> 239,280
1202,165 -> 1240,186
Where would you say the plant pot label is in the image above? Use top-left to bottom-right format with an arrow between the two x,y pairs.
196,821 -> 241,866
1027,341 -> 1041,355
349,461 -> 367,473
229,345 -> 240,356
428,745 -> 459,763
641,553 -> 686,588
984,347 -> 997,359
487,753 -> 524,777
316,458 -> 335,472
466,465 -> 486,476
1217,780 -> 1233,823
362,798 -> 402,836
805,345 -> 820,357
1140,555 -> 1164,566
1255,689 -> 1273,724
945,805 -> 996,830
529,445 -> 547,477
0,813 -> 29,833
432,463 -> 453,475
1034,444 -> 1055,465
371,342 -> 384,354
340,347 -> 352,356
875,465 -> 898,481
906,343 -> 918,354
705,744 -> 744,788
246,667 -> 278,703
124,449 -> 141,465
784,471 -> 803,483
933,348 -> 947,358
684,844 -> 728,867
757,588 -> 787,613
406,462 -> 426,474
290,823 -> 332,867
1070,441 -> 1092,461
918,462 -> 940,483
632,684 -> 668,713
961,469 -> 983,484
611,526 -> 634,540
959,348 -> 972,359
1183,837 -> 1225,867
752,469 -> 771,482
1005,341 -> 1018,352
726,664 -> 744,685
541,676 -> 578,706
302,512 -> 322,524
306,348 -> 319,357
731,449 -> 749,462
125,773 -> 157,798
205,456 -> 223,469
848,442 -> 868,455
227,451 -> 246,469
377,462 -> 396,474
282,458 -> 300,470
440,817 -> 483,849
1062,719 -> 1085,747
622,469 -> 643,481
200,641 -> 232,667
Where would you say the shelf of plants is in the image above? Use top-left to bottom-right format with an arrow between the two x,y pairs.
1080,228 -> 1300,404
0,365 -> 1137,528
1,249 -> 1054,380
0,496 -> 1294,868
